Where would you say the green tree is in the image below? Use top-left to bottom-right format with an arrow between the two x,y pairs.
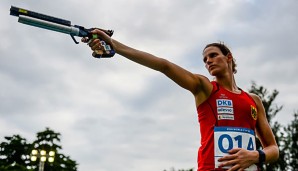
0,128 -> 78,171
283,112 -> 298,170
0,135 -> 31,171
31,127 -> 77,171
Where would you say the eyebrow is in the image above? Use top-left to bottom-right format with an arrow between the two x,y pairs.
203,52 -> 219,63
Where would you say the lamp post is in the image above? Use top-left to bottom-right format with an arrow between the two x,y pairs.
30,149 -> 55,171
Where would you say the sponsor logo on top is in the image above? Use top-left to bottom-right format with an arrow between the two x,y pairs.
216,99 -> 234,120
216,99 -> 233,107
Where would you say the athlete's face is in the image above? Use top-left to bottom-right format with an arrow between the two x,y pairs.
203,46 -> 230,76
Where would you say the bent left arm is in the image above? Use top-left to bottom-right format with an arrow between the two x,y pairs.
252,93 -> 279,163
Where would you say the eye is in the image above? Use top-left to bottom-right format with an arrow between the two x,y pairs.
209,52 -> 217,58
203,52 -> 218,63
203,57 -> 207,63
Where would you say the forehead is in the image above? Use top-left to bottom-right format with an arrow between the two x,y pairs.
203,46 -> 222,57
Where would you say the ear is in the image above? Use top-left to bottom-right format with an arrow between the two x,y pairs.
226,53 -> 233,62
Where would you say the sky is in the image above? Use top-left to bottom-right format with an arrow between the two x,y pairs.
1,0 -> 298,170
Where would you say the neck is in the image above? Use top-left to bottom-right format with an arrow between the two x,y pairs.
215,72 -> 239,92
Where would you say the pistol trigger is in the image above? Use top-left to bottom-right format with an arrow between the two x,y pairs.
70,35 -> 79,44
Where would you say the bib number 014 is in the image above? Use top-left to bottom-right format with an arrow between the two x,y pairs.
218,134 -> 255,153
214,127 -> 258,170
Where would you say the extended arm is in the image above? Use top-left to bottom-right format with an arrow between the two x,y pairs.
85,29 -> 212,101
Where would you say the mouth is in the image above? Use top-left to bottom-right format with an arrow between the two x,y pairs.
208,65 -> 216,71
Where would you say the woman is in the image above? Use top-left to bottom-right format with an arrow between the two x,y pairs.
83,29 -> 279,171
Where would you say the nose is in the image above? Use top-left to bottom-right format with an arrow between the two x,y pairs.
205,57 -> 214,71
205,57 -> 213,65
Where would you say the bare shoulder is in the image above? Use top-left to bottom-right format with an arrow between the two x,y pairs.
193,74 -> 213,106
248,93 -> 262,105
194,74 -> 212,90
247,93 -> 266,119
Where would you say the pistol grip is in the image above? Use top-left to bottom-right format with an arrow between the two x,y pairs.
89,34 -> 115,58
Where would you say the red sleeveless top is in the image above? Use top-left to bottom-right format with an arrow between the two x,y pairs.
196,81 -> 257,170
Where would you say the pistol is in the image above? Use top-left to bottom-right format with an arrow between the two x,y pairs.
10,6 -> 115,58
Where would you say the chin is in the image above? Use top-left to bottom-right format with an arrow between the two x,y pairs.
209,70 -> 222,77
209,70 -> 218,76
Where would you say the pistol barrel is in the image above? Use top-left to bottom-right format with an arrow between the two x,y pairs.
10,6 -> 71,26
18,15 -> 80,36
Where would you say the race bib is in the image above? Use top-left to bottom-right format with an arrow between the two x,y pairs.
214,127 -> 258,171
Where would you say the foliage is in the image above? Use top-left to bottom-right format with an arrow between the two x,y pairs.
0,128 -> 78,171
283,111 -> 298,170
0,135 -> 31,171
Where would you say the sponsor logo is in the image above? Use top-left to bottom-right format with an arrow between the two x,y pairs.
251,105 -> 257,120
216,99 -> 233,107
217,107 -> 234,114
217,99 -> 234,120
218,114 -> 234,120
219,93 -> 228,99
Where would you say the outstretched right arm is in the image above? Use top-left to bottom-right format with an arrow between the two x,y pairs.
85,29 -> 212,104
